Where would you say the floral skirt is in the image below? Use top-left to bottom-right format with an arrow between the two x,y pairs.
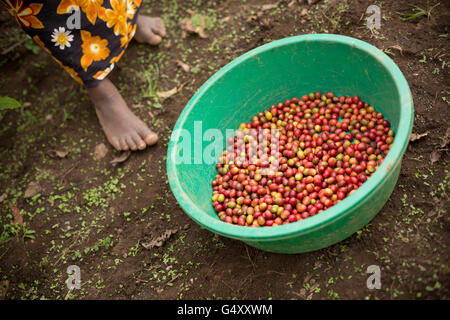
1,0 -> 142,87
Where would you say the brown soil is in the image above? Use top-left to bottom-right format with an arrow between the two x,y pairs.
0,0 -> 448,300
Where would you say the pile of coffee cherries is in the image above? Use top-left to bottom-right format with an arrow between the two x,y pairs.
211,92 -> 394,227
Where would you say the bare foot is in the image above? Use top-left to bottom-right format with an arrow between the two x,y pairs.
134,15 -> 166,45
88,79 -> 158,151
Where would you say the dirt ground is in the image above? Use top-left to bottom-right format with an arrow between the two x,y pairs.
0,0 -> 449,300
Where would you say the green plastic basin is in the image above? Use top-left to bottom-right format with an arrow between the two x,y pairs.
166,34 -> 414,254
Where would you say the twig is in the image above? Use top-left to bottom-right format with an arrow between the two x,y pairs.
1,38 -> 27,55
46,178 -> 93,197
245,246 -> 256,271
58,165 -> 76,185
64,288 -> 73,300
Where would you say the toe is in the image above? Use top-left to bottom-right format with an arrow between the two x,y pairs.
148,34 -> 162,45
119,138 -> 129,151
132,133 -> 147,150
126,136 -> 138,151
152,18 -> 166,37
143,131 -> 158,146
110,137 -> 122,151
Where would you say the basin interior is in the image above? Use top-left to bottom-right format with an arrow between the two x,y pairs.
170,38 -> 403,221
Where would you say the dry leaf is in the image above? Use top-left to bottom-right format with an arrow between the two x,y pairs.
0,192 -> 7,203
288,0 -> 296,7
262,3 -> 278,10
301,8 -> 308,16
430,149 -> 443,163
94,143 -> 108,160
0,280 -> 9,299
176,60 -> 190,72
8,202 -> 22,226
157,87 -> 178,100
141,228 -> 179,249
46,149 -> 69,158
440,127 -> 450,148
428,197 -> 444,218
24,181 -> 41,198
132,103 -> 145,109
220,16 -> 231,23
110,150 -> 131,166
410,131 -> 428,142
429,128 -> 449,163
181,12 -> 208,38
157,84 -> 184,101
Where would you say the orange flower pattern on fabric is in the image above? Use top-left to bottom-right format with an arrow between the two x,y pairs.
110,48 -> 125,64
120,21 -> 136,47
2,0 -> 44,28
57,61 -> 84,85
4,0 -> 142,87
32,35 -> 51,54
105,0 -> 127,36
57,0 -> 107,25
80,30 -> 110,71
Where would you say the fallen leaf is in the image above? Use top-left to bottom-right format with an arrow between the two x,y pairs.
440,127 -> 450,148
24,181 -> 41,198
141,228 -> 179,249
94,143 -> 108,160
220,16 -> 231,23
430,149 -> 444,163
0,192 -> 7,203
157,87 -> 178,100
428,197 -> 444,218
0,280 -> 9,299
45,114 -> 53,121
247,15 -> 258,22
300,8 -> 308,16
293,288 -> 306,298
176,60 -> 190,72
288,0 -> 296,7
110,150 -> 131,166
132,103 -> 145,109
410,131 -> 428,142
157,84 -> 184,101
164,39 -> 171,48
46,149 -> 69,158
262,3 -> 278,10
181,12 -> 209,38
148,111 -> 155,119
8,202 -> 22,226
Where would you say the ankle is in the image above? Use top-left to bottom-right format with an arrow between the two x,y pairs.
88,79 -> 121,107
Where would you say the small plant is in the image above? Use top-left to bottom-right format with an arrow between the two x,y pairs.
398,2 -> 440,21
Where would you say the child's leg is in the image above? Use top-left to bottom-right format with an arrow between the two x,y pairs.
88,15 -> 166,151
3,1 -> 166,151
88,78 -> 158,151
